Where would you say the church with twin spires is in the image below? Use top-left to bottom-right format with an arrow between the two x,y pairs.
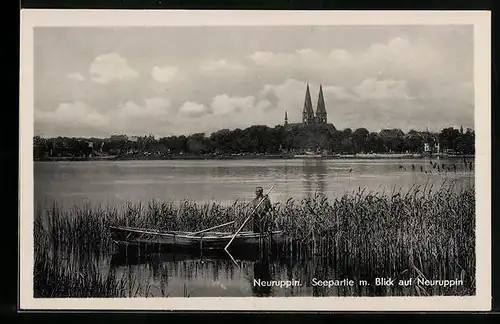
284,83 -> 334,130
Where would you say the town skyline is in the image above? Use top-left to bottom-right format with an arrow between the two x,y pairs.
35,25 -> 474,138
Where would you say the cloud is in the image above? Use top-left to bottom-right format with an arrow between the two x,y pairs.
322,85 -> 358,101
353,78 -> 411,101
201,60 -> 246,75
261,78 -> 305,98
248,51 -> 295,67
178,101 -> 207,117
249,48 -> 342,69
179,97 -> 274,135
67,72 -> 85,81
423,80 -> 474,104
248,37 -> 444,83
117,97 -> 172,121
210,94 -> 256,115
255,99 -> 272,112
89,53 -> 138,84
327,49 -> 350,62
261,79 -> 312,119
261,77 -> 411,109
151,65 -> 178,83
35,101 -> 108,132
360,37 -> 442,80
35,98 -> 175,137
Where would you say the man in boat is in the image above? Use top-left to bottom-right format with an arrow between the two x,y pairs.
252,186 -> 272,234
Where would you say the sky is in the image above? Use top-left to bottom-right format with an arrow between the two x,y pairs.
34,25 -> 474,138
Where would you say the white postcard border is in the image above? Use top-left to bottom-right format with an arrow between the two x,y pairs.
19,9 -> 491,311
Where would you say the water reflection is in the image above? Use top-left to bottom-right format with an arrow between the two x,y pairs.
109,244 -> 295,297
107,240 -> 368,297
302,160 -> 328,199
108,246 -> 381,297
251,259 -> 272,297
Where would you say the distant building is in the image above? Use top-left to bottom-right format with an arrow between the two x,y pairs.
285,83 -> 335,130
378,129 -> 405,152
405,130 -> 423,139
379,129 -> 405,140
423,140 -> 440,154
424,143 -> 431,152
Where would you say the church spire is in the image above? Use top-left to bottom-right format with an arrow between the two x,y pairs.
302,83 -> 314,124
284,110 -> 288,126
315,84 -> 327,124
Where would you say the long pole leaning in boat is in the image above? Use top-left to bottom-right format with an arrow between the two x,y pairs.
224,184 -> 275,253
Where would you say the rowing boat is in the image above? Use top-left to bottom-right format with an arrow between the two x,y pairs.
109,225 -> 285,251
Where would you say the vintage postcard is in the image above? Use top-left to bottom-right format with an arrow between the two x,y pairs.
19,10 -> 491,311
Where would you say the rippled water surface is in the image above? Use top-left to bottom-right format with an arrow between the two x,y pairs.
35,158 -> 474,207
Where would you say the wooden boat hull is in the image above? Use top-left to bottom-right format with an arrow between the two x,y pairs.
109,225 -> 285,251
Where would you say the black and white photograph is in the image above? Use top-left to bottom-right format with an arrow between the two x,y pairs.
19,10 -> 491,311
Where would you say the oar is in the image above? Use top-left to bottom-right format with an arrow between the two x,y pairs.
191,221 -> 235,236
224,184 -> 275,256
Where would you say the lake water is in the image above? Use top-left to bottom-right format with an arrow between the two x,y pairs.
35,158 -> 474,208
34,158 -> 475,297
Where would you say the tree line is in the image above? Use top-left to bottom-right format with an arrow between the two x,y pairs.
33,125 -> 475,159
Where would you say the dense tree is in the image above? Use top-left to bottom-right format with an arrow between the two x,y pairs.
209,129 -> 232,153
352,128 -> 369,153
187,133 -> 211,154
33,125 -> 475,159
363,132 -> 382,153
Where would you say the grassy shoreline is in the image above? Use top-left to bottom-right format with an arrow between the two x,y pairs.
34,182 -> 475,297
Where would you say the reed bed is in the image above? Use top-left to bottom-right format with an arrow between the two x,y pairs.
34,181 -> 475,297
34,243 -> 127,297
